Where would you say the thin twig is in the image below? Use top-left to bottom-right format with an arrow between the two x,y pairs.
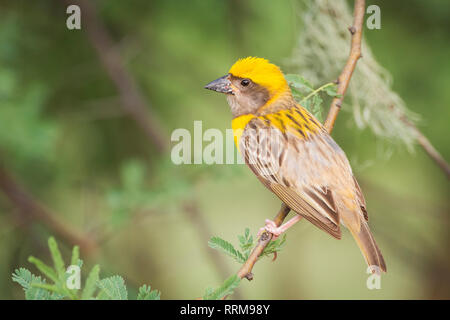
236,0 -> 366,282
67,0 -> 168,153
389,106 -> 450,179
0,162 -> 97,255
413,129 -> 450,179
237,203 -> 290,280
61,0 -> 234,287
324,0 -> 366,132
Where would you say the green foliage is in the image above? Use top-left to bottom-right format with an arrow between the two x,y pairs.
97,276 -> 128,300
1,0 -> 447,301
106,159 -> 149,227
106,158 -> 198,228
286,74 -> 341,123
237,227 -> 254,258
203,274 -> 241,300
209,228 -> 287,264
291,0 -> 421,150
12,268 -> 63,300
12,237 -> 160,300
48,237 -> 66,282
81,265 -> 100,300
208,237 -> 246,263
259,235 -> 287,260
137,285 -> 161,300
70,246 -> 80,267
205,228 -> 287,299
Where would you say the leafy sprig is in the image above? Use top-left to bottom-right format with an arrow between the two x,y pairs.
203,274 -> 241,300
205,228 -> 287,299
208,228 -> 286,264
285,74 -> 341,123
12,236 -> 160,300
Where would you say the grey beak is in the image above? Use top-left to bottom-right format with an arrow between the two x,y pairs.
204,75 -> 233,94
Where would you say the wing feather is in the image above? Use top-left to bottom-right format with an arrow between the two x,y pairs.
239,109 -> 359,239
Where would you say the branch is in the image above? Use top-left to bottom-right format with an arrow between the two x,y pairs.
0,162 -> 97,255
389,106 -> 450,179
237,203 -> 290,280
67,0 -> 168,153
61,1 -> 234,286
324,0 -> 366,132
236,0 -> 366,282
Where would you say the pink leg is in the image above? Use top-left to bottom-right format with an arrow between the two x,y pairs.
258,215 -> 303,240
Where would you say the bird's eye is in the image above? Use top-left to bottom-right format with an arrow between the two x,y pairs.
241,79 -> 250,87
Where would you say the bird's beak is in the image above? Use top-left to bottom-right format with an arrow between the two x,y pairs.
204,75 -> 234,94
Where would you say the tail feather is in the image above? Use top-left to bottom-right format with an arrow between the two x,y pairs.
348,220 -> 387,273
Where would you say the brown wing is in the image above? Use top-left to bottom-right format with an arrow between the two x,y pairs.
353,176 -> 368,221
239,114 -> 360,239
240,109 -> 387,271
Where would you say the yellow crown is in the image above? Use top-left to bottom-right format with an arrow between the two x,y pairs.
228,57 -> 289,96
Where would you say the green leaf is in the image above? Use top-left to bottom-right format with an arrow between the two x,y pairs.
30,282 -> 59,292
285,74 -> 314,92
301,94 -> 324,122
12,268 -> 33,291
137,285 -> 161,300
237,229 -> 254,259
48,237 -> 65,281
203,274 -> 241,300
324,84 -> 339,97
28,256 -> 58,283
26,276 -> 52,300
12,266 -> 62,300
96,275 -> 128,300
82,265 -> 100,300
70,245 -> 80,267
13,237 -> 163,300
261,234 -> 287,258
311,94 -> 324,122
49,292 -> 65,300
291,87 -> 306,101
208,237 -> 245,263
121,159 -> 145,191
203,287 -> 214,298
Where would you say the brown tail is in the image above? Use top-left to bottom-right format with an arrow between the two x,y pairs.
349,220 -> 387,273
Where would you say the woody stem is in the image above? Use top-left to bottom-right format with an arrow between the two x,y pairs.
237,203 -> 291,280
324,0 -> 365,132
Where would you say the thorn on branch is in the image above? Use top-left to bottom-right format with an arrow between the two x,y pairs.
348,26 -> 356,35
272,252 -> 278,261
245,273 -> 254,281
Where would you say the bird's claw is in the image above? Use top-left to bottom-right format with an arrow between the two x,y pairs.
257,219 -> 283,240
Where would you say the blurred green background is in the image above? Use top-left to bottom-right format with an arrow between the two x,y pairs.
0,0 -> 448,299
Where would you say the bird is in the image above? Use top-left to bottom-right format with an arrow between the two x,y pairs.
204,56 -> 386,273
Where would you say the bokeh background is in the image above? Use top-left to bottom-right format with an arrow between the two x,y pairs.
0,0 -> 448,299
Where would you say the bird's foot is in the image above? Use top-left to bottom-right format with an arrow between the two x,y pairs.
257,215 -> 303,240
257,219 -> 284,240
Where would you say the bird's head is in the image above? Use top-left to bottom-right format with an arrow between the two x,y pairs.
205,57 -> 291,117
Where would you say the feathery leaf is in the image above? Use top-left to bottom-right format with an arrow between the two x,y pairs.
82,265 -> 100,300
97,275 -> 128,300
137,285 -> 161,300
203,274 -> 240,300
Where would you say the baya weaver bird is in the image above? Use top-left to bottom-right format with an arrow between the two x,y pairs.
205,57 -> 386,273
